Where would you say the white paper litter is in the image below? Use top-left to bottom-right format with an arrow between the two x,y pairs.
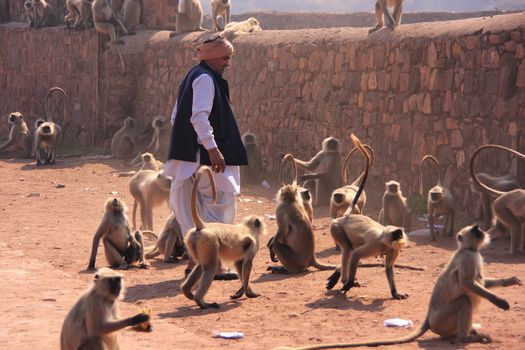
264,214 -> 276,220
212,331 -> 245,339
261,180 -> 271,189
383,318 -> 413,328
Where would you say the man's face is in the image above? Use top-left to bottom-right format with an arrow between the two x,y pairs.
205,55 -> 231,75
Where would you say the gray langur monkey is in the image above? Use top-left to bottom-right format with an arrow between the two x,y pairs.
118,152 -> 163,177
121,0 -> 141,34
128,170 -> 172,231
110,0 -> 123,15
65,0 -> 94,29
330,144 -> 374,219
34,86 -> 67,166
92,0 -> 128,45
145,115 -> 171,162
111,117 -> 142,159
222,17 -> 261,39
173,0 -> 205,35
87,198 -> 149,270
24,0 -> 37,27
0,112 -> 33,158
277,225 -> 522,350
279,153 -> 313,223
369,0 -> 403,34
294,136 -> 343,207
471,145 -> 525,254
469,143 -> 524,229
32,0 -> 58,28
182,166 -> 267,309
419,154 -> 455,241
240,132 -> 264,185
60,268 -> 150,350
144,214 -> 185,263
211,0 -> 230,32
378,180 -> 411,232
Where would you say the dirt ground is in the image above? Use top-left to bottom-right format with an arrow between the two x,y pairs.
0,156 -> 524,350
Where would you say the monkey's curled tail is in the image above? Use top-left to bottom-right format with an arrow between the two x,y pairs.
45,86 -> 68,123
470,144 -> 525,197
279,153 -> 298,187
191,166 -> 217,231
342,144 -> 374,185
273,318 -> 429,350
419,155 -> 440,195
141,230 -> 160,257
348,133 -> 370,213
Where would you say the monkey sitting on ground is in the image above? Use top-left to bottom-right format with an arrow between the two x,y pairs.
330,144 -> 374,219
211,0 -> 230,32
60,268 -> 150,350
471,147 -> 525,254
378,180 -> 411,232
222,17 -> 261,39
128,115 -> 172,163
182,166 -> 267,309
65,0 -> 94,29
32,0 -> 58,28
369,0 -> 403,34
129,170 -> 172,231
111,117 -> 143,159
34,87 -> 67,166
279,153 -> 313,222
118,152 -> 163,177
470,143 -> 524,230
170,0 -> 205,35
0,112 -> 33,158
87,198 -> 149,270
293,137 -> 343,207
144,214 -> 185,263
24,0 -> 37,27
277,225 -> 522,350
419,154 -> 455,240
92,0 -> 128,45
121,0 -> 141,34
240,132 -> 264,185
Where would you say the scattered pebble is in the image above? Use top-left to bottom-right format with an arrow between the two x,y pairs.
288,313 -> 300,318
109,191 -> 119,195
239,198 -> 254,203
27,192 -> 40,198
55,184 -> 66,188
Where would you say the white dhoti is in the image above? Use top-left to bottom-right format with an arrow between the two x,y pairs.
164,156 -> 240,236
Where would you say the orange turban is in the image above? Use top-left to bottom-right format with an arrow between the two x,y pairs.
196,37 -> 234,61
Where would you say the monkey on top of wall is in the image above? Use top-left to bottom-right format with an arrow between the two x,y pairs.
276,225 -> 522,350
369,0 -> 403,34
211,0 -> 230,32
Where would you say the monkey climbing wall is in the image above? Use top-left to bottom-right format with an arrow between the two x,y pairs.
1,12 -> 525,208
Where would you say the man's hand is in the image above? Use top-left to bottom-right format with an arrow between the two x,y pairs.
208,148 -> 225,173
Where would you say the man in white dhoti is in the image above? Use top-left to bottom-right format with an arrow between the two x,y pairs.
164,35 -> 248,279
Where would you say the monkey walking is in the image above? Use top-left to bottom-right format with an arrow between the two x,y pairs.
118,152 -> 163,177
470,146 -> 525,254
144,214 -> 186,263
276,225 -> 522,350
293,137 -> 343,207
419,154 -> 455,240
87,198 -> 149,270
211,0 -> 230,31
378,180 -> 412,232
369,0 -> 403,34
128,170 -> 172,231
0,112 -> 33,158
469,143 -> 524,230
60,268 -> 150,350
181,166 -> 267,309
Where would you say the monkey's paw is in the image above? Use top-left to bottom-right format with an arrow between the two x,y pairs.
340,281 -> 361,293
503,276 -> 522,287
246,290 -> 260,298
138,262 -> 150,269
392,292 -> 409,300
230,288 -> 245,300
493,297 -> 510,310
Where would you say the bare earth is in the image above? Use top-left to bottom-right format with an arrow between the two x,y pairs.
0,157 -> 524,350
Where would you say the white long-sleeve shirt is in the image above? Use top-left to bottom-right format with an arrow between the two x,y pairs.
163,72 -> 241,193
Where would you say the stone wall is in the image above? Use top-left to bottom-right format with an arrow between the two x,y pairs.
1,12 -> 525,209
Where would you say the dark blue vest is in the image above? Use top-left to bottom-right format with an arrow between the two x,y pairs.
168,63 -> 248,166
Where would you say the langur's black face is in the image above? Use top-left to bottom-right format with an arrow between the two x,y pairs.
430,192 -> 443,202
108,276 -> 122,296
388,184 -> 398,193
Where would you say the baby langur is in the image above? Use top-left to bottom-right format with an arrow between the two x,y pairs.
129,170 -> 172,231
92,0 -> 128,45
144,214 -> 185,263
471,146 -> 525,254
470,144 -> 524,229
419,154 -> 455,240
121,0 -> 141,34
0,112 -> 33,158
173,0 -> 205,34
279,226 -> 522,350
330,144 -> 374,219
378,180 -> 411,232
241,132 -> 264,185
369,0 -> 403,34
35,86 -> 67,166
294,137 -> 343,207
24,0 -> 37,27
87,198 -> 149,270
118,152 -> 163,177
32,0 -> 58,28
182,166 -> 267,309
211,0 -> 230,31
60,268 -> 150,350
